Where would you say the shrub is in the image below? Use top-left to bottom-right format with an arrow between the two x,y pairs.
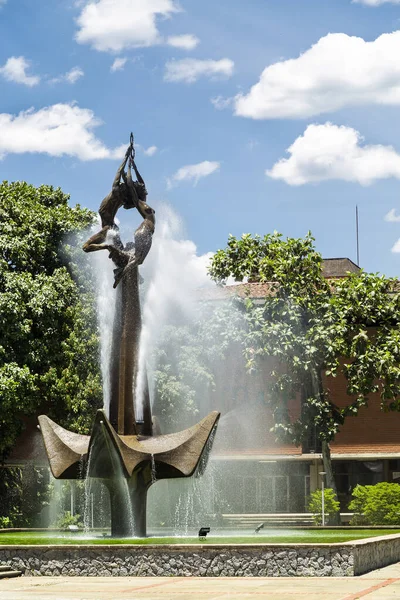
347,484 -> 371,525
349,482 -> 400,525
55,511 -> 83,531
0,517 -> 11,529
307,488 -> 340,525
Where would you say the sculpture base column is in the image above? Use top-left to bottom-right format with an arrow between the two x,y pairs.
105,466 -> 152,538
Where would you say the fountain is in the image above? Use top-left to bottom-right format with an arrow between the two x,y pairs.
4,143 -> 400,578
38,134 -> 220,537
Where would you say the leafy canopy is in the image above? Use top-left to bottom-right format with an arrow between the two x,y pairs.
0,181 -> 102,458
152,300 -> 245,430
0,465 -> 50,528
209,232 -> 400,449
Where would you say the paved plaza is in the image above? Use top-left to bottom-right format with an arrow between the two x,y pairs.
2,562 -> 400,600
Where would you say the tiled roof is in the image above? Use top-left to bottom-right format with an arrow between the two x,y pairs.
322,258 -> 360,277
199,282 -> 277,301
332,444 -> 400,455
201,258 -> 400,301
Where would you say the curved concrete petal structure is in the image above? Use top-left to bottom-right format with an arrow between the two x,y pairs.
88,409 -> 220,479
38,416 -> 89,479
39,409 -> 220,536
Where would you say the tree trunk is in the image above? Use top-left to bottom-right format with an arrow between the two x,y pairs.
321,439 -> 341,525
307,367 -> 341,526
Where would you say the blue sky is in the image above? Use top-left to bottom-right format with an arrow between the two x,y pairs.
2,0 -> 400,274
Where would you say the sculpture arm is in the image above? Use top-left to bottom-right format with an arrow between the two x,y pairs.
112,146 -> 131,191
131,158 -> 145,186
128,162 -> 154,219
125,162 -> 140,210
136,198 -> 155,221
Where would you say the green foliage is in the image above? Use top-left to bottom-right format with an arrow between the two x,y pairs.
348,484 -> 371,525
55,511 -> 83,531
152,301 -> 246,430
349,483 -> 400,525
0,465 -> 51,527
209,232 -> 400,500
307,488 -> 340,525
209,231 -> 323,286
0,517 -> 11,529
331,273 -> 400,414
210,233 -> 336,450
0,181 -> 102,458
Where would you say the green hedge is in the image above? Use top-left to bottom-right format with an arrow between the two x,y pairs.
349,482 -> 400,525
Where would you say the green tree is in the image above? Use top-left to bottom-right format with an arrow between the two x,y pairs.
209,232 -> 400,515
307,488 -> 340,525
0,181 -> 102,459
152,300 -> 246,431
0,465 -> 50,527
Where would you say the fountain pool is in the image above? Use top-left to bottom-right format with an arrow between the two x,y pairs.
2,528 -> 400,577
1,529 -> 399,545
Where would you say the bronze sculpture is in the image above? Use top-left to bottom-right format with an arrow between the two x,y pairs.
82,139 -> 155,289
82,146 -> 133,253
39,134 -> 220,537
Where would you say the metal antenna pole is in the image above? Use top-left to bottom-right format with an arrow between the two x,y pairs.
356,205 -> 360,266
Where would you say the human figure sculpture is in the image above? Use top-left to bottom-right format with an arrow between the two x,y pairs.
82,146 -> 133,253
82,140 -> 155,289
109,158 -> 155,288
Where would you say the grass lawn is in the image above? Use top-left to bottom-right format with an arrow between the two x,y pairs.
1,529 -> 400,545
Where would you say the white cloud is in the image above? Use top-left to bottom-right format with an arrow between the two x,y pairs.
164,58 -> 234,83
211,95 -> 233,110
385,208 -> 400,222
0,0 -> 7,7
167,34 -> 199,50
167,160 -> 220,188
392,239 -> 400,252
75,0 -> 180,52
235,31 -> 400,119
110,57 -> 127,72
65,67 -> 84,83
0,102 -> 127,161
0,56 -> 40,87
50,66 -> 84,84
144,145 -> 157,156
353,0 -> 400,5
267,122 -> 400,186
135,143 -> 158,156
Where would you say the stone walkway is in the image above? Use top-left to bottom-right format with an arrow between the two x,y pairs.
2,562 -> 400,599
